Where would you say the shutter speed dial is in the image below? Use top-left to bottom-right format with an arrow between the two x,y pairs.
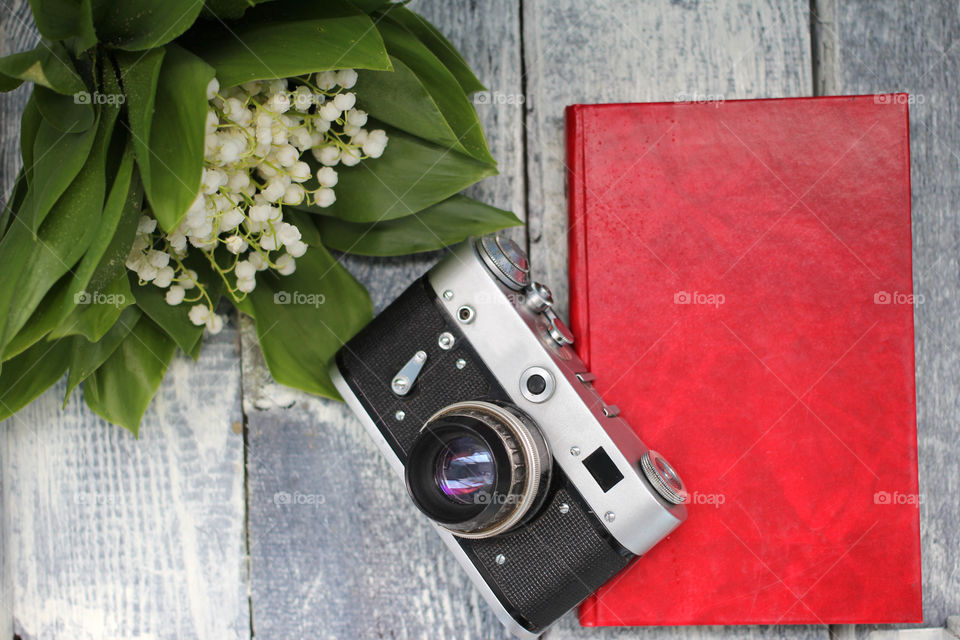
476,235 -> 529,290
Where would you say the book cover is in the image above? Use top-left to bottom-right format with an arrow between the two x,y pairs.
568,96 -> 922,625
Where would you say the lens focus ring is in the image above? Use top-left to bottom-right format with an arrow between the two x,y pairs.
406,401 -> 551,539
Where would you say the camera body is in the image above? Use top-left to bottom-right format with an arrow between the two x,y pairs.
331,235 -> 687,637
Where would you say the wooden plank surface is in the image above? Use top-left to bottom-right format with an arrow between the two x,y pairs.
1,0 -> 955,638
523,0 -> 815,320
1,328 -> 249,640
241,2 -> 526,638
813,0 -> 960,635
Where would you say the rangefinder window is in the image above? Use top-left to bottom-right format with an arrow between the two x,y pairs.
582,447 -> 624,493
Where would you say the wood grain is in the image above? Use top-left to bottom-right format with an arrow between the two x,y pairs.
1,328 -> 249,640
0,0 -> 954,637
241,1 -> 525,638
523,0 -> 814,321
813,0 -> 960,635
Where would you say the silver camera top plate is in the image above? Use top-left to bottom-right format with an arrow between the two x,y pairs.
427,238 -> 686,556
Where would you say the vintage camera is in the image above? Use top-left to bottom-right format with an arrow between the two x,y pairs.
331,235 -> 687,637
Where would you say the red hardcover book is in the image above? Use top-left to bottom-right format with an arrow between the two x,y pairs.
569,96 -> 921,626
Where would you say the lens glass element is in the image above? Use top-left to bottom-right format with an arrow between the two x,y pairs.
434,435 -> 495,505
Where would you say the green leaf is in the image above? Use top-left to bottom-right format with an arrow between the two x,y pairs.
202,0 -> 274,20
379,5 -> 485,94
19,92 -> 42,183
2,276 -> 72,360
82,315 -> 176,435
50,271 -> 134,342
348,0 -> 390,12
314,195 -> 521,256
90,0 -> 205,51
300,124 -> 496,222
116,48 -> 164,200
0,40 -> 86,94
0,102 -> 112,352
29,0 -> 98,53
374,21 -> 493,164
34,84 -> 95,132
0,169 -> 26,238
126,45 -> 213,232
16,111 -> 133,348
64,305 -> 141,403
183,0 -> 391,88
245,244 -> 371,397
17,112 -> 99,232
62,141 -> 135,299
356,56 -> 477,159
0,337 -> 71,422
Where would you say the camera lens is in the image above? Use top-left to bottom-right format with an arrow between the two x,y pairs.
405,402 -> 552,538
435,436 -> 495,505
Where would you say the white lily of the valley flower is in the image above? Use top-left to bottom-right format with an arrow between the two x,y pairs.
165,285 -> 185,305
314,188 -> 336,208
130,71 -> 387,323
315,166 -> 338,187
275,253 -> 296,275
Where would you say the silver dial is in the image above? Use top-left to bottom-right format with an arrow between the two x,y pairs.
476,235 -> 530,290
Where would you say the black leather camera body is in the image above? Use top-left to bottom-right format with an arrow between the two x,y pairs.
332,235 -> 687,637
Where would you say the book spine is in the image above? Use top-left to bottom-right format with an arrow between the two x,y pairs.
566,104 -> 592,371
566,104 -> 599,627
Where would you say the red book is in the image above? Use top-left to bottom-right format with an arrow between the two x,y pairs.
569,96 -> 921,625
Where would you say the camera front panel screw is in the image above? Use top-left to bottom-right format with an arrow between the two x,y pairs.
559,503 -> 570,514
395,410 -> 405,421
570,446 -> 581,457
438,332 -> 455,350
455,358 -> 466,369
495,554 -> 506,565
604,511 -> 616,523
442,290 -> 454,300
391,377 -> 408,394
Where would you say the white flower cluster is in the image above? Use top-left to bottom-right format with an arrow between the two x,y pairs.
125,70 -> 388,334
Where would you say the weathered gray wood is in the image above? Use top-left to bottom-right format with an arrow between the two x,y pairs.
242,1 -> 525,638
1,328 -> 249,640
523,0 -> 814,320
813,0 -> 960,636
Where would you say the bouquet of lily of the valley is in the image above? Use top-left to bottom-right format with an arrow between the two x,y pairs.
0,0 -> 519,433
